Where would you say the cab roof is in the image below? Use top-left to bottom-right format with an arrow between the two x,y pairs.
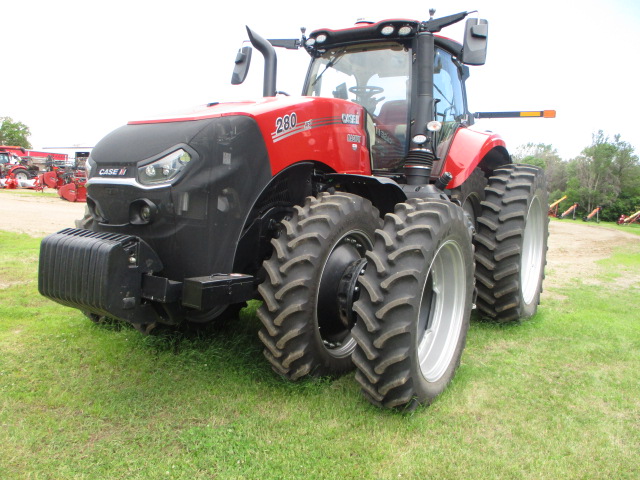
306,18 -> 463,57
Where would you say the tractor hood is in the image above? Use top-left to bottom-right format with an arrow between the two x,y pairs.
127,97 -> 317,125
86,111 -> 272,282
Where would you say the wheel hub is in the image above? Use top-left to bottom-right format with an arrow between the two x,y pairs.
337,257 -> 367,329
317,232 -> 371,355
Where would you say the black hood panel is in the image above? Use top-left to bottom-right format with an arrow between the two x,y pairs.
87,116 -> 272,281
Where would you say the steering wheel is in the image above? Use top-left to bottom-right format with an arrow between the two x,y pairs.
349,86 -> 384,96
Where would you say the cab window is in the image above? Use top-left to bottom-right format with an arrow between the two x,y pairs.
433,48 -> 465,122
433,48 -> 466,159
305,43 -> 411,171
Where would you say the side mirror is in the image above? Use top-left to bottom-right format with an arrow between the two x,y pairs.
231,46 -> 252,85
461,18 -> 488,66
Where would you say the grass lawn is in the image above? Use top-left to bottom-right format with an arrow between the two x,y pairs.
0,188 -> 59,198
0,229 -> 638,479
553,216 -> 640,236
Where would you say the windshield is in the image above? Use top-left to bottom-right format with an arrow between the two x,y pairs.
305,43 -> 411,171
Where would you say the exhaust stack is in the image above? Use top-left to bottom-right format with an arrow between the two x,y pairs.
246,26 -> 277,97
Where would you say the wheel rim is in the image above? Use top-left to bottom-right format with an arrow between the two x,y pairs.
417,240 -> 466,383
15,171 -> 28,181
317,230 -> 372,359
521,195 -> 544,305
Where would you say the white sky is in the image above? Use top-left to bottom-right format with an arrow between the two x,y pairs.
3,0 -> 640,160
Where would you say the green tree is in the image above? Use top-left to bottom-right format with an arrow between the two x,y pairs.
0,117 -> 32,149
563,131 -> 640,221
570,131 -> 618,214
513,143 -> 567,193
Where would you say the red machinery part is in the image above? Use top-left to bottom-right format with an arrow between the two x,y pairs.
57,180 -> 87,202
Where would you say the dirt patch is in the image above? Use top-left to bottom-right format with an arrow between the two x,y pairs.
545,220 -> 640,297
0,192 -> 86,237
0,191 -> 638,293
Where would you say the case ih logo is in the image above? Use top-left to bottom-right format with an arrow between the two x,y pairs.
98,168 -> 128,176
341,113 -> 360,125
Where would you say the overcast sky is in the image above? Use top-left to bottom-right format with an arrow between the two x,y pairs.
4,0 -> 640,160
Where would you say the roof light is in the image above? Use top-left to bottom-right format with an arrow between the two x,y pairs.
427,121 -> 442,132
398,25 -> 413,36
316,34 -> 327,44
380,25 -> 395,36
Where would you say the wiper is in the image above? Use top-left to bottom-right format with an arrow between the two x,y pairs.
311,50 -> 346,87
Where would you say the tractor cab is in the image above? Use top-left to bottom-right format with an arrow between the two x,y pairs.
236,11 -> 488,183
303,14 -> 487,183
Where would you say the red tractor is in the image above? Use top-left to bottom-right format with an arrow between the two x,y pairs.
0,146 -> 68,182
0,146 -> 32,183
39,11 -> 552,410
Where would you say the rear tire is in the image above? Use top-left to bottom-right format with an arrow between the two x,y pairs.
352,199 -> 474,410
449,167 -> 487,230
474,164 -> 549,322
13,169 -> 30,181
258,192 -> 381,380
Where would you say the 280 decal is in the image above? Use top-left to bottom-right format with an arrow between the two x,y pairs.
274,113 -> 297,135
270,112 -> 353,143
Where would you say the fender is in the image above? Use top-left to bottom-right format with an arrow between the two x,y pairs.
441,127 -> 510,188
324,173 -> 406,216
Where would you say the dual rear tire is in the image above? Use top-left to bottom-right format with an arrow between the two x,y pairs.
258,164 -> 548,410
474,164 -> 549,321
351,199 -> 474,410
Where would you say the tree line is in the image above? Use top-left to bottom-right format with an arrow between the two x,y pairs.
0,117 -> 32,149
514,131 -> 640,222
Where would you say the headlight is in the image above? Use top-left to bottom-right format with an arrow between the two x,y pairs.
138,149 -> 192,185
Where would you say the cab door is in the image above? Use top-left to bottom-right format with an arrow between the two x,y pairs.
432,47 -> 467,175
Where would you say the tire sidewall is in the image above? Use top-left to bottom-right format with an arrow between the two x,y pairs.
519,182 -> 548,317
408,217 -> 474,403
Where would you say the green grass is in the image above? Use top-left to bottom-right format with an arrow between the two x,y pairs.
0,187 -> 59,198
1,230 -> 638,479
551,216 -> 640,236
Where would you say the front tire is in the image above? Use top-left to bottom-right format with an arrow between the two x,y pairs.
352,200 -> 474,410
474,164 -> 549,322
257,192 -> 381,380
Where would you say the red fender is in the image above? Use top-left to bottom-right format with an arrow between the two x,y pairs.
441,127 -> 508,188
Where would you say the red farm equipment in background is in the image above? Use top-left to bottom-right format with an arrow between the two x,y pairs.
617,210 -> 640,225
548,195 -> 567,217
39,167 -> 87,202
559,202 -> 579,219
583,206 -> 602,222
1,145 -> 88,201
0,146 -> 68,181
